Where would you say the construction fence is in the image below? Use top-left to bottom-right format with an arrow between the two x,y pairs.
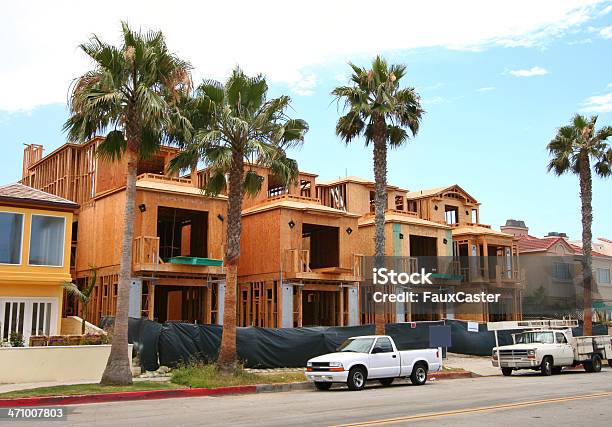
123,317 -> 609,372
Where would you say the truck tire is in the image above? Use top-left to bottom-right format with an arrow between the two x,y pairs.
540,356 -> 553,376
584,354 -> 602,373
314,382 -> 332,391
501,368 -> 513,376
347,366 -> 367,391
410,362 -> 428,386
379,378 -> 394,386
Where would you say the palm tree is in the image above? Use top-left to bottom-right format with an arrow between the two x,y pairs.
170,68 -> 308,372
64,22 -> 191,385
332,56 -> 423,334
63,268 -> 98,335
547,114 -> 612,336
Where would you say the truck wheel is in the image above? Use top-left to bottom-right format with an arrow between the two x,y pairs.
347,366 -> 367,391
314,382 -> 332,391
586,354 -> 602,373
379,378 -> 394,386
501,368 -> 513,376
552,367 -> 562,375
410,363 -> 428,386
540,356 -> 553,376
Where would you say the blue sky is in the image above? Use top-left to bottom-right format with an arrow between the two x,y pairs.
1,1 -> 611,240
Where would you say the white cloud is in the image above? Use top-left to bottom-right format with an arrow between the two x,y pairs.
509,66 -> 549,77
0,0 -> 605,111
422,82 -> 446,91
600,26 -> 612,38
580,92 -> 612,112
422,96 -> 448,105
476,86 -> 496,92
600,4 -> 612,15
288,73 -> 317,96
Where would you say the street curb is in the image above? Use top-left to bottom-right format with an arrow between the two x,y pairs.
0,373 -> 475,407
0,385 -> 258,407
0,382 -> 314,408
429,371 -> 473,380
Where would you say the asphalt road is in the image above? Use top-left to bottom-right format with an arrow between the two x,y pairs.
12,368 -> 612,426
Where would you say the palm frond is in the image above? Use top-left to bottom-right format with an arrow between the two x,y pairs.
96,129 -> 126,161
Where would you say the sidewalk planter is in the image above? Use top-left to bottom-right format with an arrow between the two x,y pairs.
28,336 -> 48,347
0,344 -> 133,384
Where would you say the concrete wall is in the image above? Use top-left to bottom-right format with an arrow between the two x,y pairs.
0,344 -> 132,383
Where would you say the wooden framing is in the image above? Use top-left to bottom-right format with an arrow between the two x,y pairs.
21,139 -> 524,327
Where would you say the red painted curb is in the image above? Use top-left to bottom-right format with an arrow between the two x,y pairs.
0,385 -> 257,408
429,371 -> 473,380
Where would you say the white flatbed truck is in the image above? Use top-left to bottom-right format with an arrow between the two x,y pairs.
489,319 -> 612,376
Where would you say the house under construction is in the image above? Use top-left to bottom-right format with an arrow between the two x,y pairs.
20,140 -> 524,327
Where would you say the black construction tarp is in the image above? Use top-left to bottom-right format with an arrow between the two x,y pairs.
126,317 -> 610,369
128,317 -> 163,371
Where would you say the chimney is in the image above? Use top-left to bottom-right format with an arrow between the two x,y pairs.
546,231 -> 568,238
500,219 -> 529,237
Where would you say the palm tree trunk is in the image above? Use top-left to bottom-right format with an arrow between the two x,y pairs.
579,151 -> 593,336
372,116 -> 387,335
100,144 -> 138,385
217,149 -> 244,372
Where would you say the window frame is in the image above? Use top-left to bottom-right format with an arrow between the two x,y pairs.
0,211 -> 25,265
552,261 -> 572,282
373,337 -> 394,353
597,268 -> 611,285
27,213 -> 66,268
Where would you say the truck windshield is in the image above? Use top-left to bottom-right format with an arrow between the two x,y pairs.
515,331 -> 554,344
338,338 -> 375,353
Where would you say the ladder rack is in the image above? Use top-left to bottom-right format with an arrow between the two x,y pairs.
487,319 -> 578,331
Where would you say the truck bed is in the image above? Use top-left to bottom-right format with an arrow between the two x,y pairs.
574,336 -> 612,360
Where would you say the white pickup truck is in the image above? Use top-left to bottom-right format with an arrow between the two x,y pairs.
305,335 -> 442,391
492,328 -> 612,376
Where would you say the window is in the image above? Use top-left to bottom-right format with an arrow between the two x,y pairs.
338,337 -> 375,353
0,212 -> 23,264
394,195 -> 404,211
444,205 -> 459,225
597,268 -> 611,285
555,332 -> 567,344
552,262 -> 571,281
0,298 -> 58,345
374,337 -> 394,353
29,215 -> 65,266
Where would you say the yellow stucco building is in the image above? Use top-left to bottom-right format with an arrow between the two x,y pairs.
0,183 -> 78,346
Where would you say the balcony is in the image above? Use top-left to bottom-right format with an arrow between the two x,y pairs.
132,236 -> 224,275
283,249 -> 364,282
455,256 -> 524,286
136,173 -> 194,187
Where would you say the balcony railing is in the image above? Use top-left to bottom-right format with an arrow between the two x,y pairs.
133,236 -> 161,266
284,249 -> 311,273
136,173 -> 193,187
283,249 -> 364,279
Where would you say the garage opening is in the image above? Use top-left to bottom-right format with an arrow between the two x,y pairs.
301,290 -> 340,326
302,223 -> 339,269
157,207 -> 208,261
153,285 -> 209,323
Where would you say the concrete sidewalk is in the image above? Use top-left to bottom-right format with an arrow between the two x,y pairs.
444,352 -> 501,376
